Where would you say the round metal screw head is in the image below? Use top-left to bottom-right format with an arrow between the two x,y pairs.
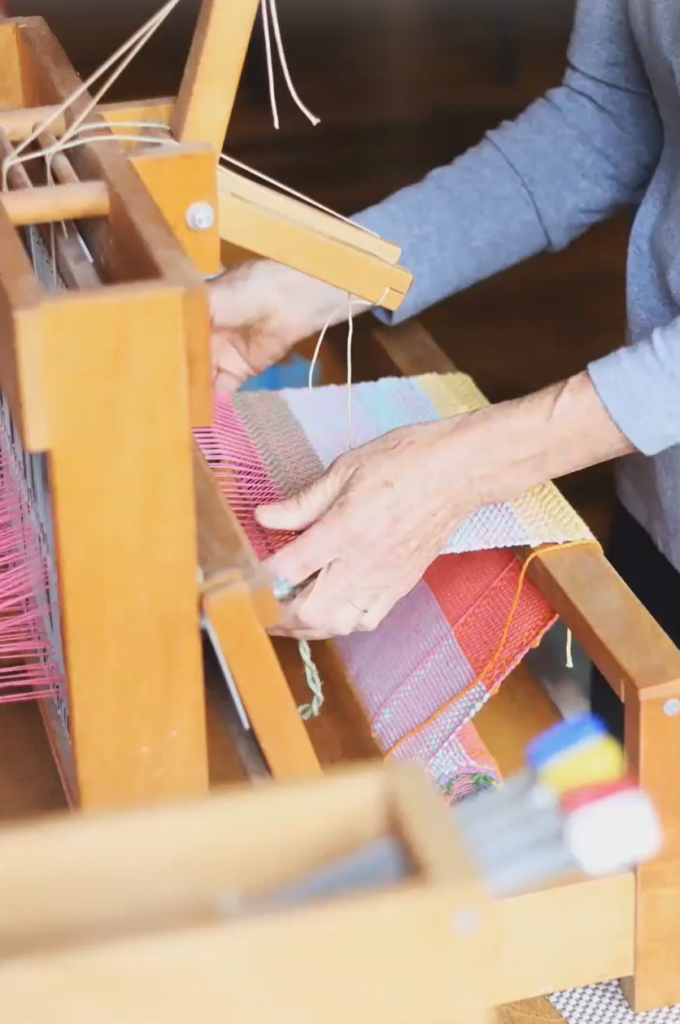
185,201 -> 215,231
664,698 -> 680,717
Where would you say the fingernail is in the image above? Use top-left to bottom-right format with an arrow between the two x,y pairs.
271,577 -> 294,602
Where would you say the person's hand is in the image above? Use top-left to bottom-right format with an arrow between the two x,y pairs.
209,259 -> 348,392
258,416 -> 481,639
255,369 -> 636,640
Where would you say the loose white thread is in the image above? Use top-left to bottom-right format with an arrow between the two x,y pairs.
261,0 -> 320,129
309,289 -> 389,450
565,628 -> 574,670
2,127 -> 178,287
296,287 -> 390,713
261,0 -> 279,129
1,0 -> 182,189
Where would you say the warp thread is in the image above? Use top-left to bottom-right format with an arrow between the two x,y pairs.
295,286 -> 391,716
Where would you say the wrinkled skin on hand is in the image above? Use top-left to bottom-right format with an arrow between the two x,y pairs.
258,417 -> 478,640
209,259 -> 346,392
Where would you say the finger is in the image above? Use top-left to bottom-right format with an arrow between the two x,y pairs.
274,598 -> 364,634
270,589 -> 332,640
263,518 -> 341,590
274,572 -> 366,639
213,367 -> 245,394
211,332 -> 257,392
256,468 -> 346,533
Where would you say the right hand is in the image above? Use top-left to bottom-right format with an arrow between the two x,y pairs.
209,259 -> 348,393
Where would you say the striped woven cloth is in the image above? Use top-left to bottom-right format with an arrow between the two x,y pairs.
195,373 -> 592,801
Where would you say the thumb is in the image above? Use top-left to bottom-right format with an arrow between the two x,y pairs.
256,470 -> 344,532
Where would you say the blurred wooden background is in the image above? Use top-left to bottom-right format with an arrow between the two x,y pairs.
9,0 -> 628,538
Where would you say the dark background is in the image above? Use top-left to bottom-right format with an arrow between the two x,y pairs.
8,0 -> 630,538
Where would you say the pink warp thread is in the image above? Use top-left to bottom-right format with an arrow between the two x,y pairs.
0,432 -> 61,703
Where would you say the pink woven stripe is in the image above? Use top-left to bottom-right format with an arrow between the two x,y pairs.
336,580 -> 475,747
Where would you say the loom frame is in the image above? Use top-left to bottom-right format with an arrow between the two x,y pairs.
0,3 -> 409,805
1,1 -> 680,1016
0,764 -> 492,1024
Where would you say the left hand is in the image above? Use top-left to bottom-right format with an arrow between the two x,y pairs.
258,418 -> 479,639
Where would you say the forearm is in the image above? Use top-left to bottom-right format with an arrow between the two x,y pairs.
453,372 -> 635,507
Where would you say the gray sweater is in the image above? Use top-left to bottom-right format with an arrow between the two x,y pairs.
359,0 -> 680,574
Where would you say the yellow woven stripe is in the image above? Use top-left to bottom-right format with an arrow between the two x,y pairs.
416,372 -> 592,544
417,371 -> 489,414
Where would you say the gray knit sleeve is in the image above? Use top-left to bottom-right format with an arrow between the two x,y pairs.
356,0 -> 662,323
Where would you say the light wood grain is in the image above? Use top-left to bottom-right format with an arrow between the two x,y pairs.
40,284 -> 208,810
193,443 -> 277,626
218,190 -> 410,309
1,180 -> 111,225
0,127 -> 101,291
0,766 -> 390,953
0,22 -> 23,109
494,873 -> 634,1004
621,690 -> 680,1010
131,143 -> 220,277
172,0 -> 262,150
17,17 -> 212,424
0,194 -> 47,449
0,887 -> 487,1024
0,767 -> 489,1024
526,547 -> 680,702
202,576 -> 321,780
218,167 -> 402,265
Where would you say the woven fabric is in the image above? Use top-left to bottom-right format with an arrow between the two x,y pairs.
550,982 -> 680,1024
195,374 -> 592,798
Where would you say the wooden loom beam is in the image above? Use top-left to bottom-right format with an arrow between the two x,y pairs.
0,767 -> 491,1024
0,97 -> 174,144
0,128 -> 99,290
15,15 -> 213,426
0,765 -> 637,1016
0,21 -> 24,109
621,691 -> 680,1011
194,445 -> 321,780
0,180 -> 110,225
172,0 -> 262,150
41,285 -> 209,811
217,184 -> 411,310
0,16 -> 212,810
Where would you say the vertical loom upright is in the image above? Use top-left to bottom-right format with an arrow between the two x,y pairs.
0,1 -> 413,810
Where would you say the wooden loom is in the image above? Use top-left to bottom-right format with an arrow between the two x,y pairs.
1,0 -> 680,1016
0,763 -> 493,1024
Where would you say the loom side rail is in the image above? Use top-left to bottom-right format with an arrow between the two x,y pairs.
360,317 -> 680,1012
0,763 -> 636,1021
